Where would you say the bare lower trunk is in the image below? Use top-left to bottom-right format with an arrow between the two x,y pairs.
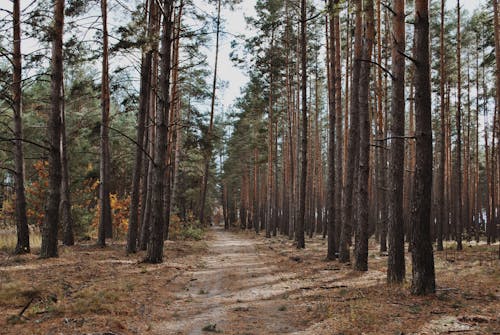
354,0 -> 374,272
437,0 -> 446,252
98,0 -> 112,246
200,0 -> 221,226
60,80 -> 74,246
297,0 -> 307,249
455,0 -> 463,251
127,0 -> 156,253
387,0 -> 406,283
326,0 -> 337,260
145,0 -> 173,263
41,0 -> 64,258
13,0 -> 29,254
339,0 -> 362,263
411,0 -> 436,295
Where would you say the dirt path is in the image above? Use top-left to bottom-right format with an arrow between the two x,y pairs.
153,226 -> 307,335
1,226 -> 498,335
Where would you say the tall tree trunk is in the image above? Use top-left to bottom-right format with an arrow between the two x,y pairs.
334,2 -> 343,250
387,0 -> 406,283
266,28 -> 275,239
326,0 -> 337,260
475,41 -> 480,242
98,0 -> 112,247
200,0 -> 221,226
410,0 -> 436,295
455,0 -> 463,250
40,0 -> 64,258
375,0 -> 386,253
437,0 -> 446,251
354,0 -> 374,272
297,0 -> 307,249
339,0 -> 362,263
285,0 -> 294,240
146,0 -> 173,263
139,4 -> 160,251
60,80 -> 74,246
127,0 -> 156,254
493,0 -> 500,257
12,0 -> 29,254
169,0 -> 184,224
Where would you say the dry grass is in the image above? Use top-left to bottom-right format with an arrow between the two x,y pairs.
0,239 -> 208,335
0,228 -> 498,335
254,233 -> 500,334
0,230 -> 42,253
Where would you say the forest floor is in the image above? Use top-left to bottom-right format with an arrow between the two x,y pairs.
0,226 -> 499,335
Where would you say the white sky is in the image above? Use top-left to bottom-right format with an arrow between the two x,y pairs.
0,0 -> 486,109
215,0 -> 484,108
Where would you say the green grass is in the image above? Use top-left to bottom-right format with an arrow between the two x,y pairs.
179,225 -> 204,241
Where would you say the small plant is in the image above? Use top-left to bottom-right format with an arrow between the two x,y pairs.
278,305 -> 287,311
202,323 -> 222,332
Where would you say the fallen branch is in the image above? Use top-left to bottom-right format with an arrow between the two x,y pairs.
19,296 -> 35,317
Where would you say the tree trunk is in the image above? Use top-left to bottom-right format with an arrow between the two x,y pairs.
12,0 -> 30,254
493,0 -> 500,258
339,0 -> 362,263
387,0 -> 406,283
127,0 -> 156,254
455,0 -> 463,250
266,28 -> 275,239
98,0 -> 112,247
60,80 -> 74,246
326,0 -> 337,260
354,0 -> 374,272
297,0 -> 307,249
40,0 -> 64,258
436,0 -> 446,252
410,0 -> 436,295
334,2 -> 343,250
146,0 -> 173,263
200,0 -> 221,226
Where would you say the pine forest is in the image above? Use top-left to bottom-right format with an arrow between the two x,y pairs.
0,0 -> 499,334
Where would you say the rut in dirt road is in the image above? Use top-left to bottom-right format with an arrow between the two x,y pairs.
153,226 -> 307,335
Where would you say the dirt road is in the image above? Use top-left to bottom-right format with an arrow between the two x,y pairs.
1,226 -> 498,335
153,226 -> 309,335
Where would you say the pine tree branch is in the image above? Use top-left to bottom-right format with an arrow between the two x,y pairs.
358,59 -> 395,80
0,136 -> 50,151
104,124 -> 154,163
397,50 -> 417,64
374,135 -> 415,142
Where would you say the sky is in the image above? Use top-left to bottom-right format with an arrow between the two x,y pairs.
212,0 -> 485,109
0,0 -> 486,110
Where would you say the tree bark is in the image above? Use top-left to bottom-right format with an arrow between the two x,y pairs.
493,0 -> 500,257
40,0 -> 64,258
12,0 -> 30,254
410,0 -> 436,295
437,0 -> 446,252
127,0 -> 156,254
455,0 -> 463,250
98,0 -> 112,247
145,0 -> 173,263
387,0 -> 406,283
200,0 -> 221,226
297,0 -> 307,249
339,0 -> 362,263
326,0 -> 337,260
354,0 -> 374,272
60,80 -> 74,246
